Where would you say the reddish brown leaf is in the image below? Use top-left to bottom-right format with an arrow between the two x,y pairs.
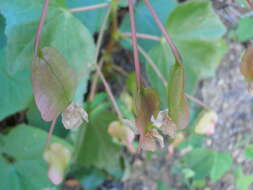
142,129 -> 164,152
135,87 -> 160,133
32,47 -> 77,121
241,44 -> 253,82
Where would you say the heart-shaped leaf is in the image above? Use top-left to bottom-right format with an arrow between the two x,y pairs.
145,0 -> 226,106
167,62 -> 189,129
32,47 -> 77,121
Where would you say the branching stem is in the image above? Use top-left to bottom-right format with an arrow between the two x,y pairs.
143,0 -> 182,64
45,117 -> 57,150
122,37 -> 210,110
96,60 -> 124,121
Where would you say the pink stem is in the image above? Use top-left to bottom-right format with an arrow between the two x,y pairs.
69,3 -> 109,13
143,0 -> 182,64
34,0 -> 50,56
127,0 -> 142,89
96,60 -> 124,121
45,117 -> 57,149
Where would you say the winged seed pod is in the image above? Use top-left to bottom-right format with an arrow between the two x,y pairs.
62,102 -> 88,130
151,109 -> 177,138
240,44 -> 253,95
194,109 -> 218,135
142,129 -> 164,152
44,143 -> 71,185
108,120 -> 135,152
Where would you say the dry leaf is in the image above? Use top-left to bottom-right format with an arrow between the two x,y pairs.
62,102 -> 88,130
151,109 -> 177,138
44,143 -> 71,185
135,88 -> 160,150
142,129 -> 164,152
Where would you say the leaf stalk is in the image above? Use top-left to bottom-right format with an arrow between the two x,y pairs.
143,0 -> 182,64
34,0 -> 50,56
128,0 -> 142,89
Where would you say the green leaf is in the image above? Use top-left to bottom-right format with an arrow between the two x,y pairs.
210,152 -> 232,181
32,47 -> 77,121
0,3 -> 95,119
145,0 -> 226,106
0,48 -> 32,121
66,0 -> 109,34
0,0 -> 66,33
167,62 -> 189,129
3,3 -> 95,103
236,16 -> 253,42
0,14 -> 6,48
120,0 -> 177,51
79,168 -> 106,190
27,99 -> 69,137
234,167 -> 253,190
0,125 -> 69,190
75,108 -> 121,170
182,148 -> 232,181
244,145 -> 253,161
182,148 -> 213,179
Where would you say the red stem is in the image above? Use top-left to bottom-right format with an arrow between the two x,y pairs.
128,0 -> 142,89
246,0 -> 253,10
143,0 -> 182,64
34,0 -> 50,56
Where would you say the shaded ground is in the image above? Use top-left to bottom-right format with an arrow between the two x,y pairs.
102,2 -> 253,189
119,43 -> 253,190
